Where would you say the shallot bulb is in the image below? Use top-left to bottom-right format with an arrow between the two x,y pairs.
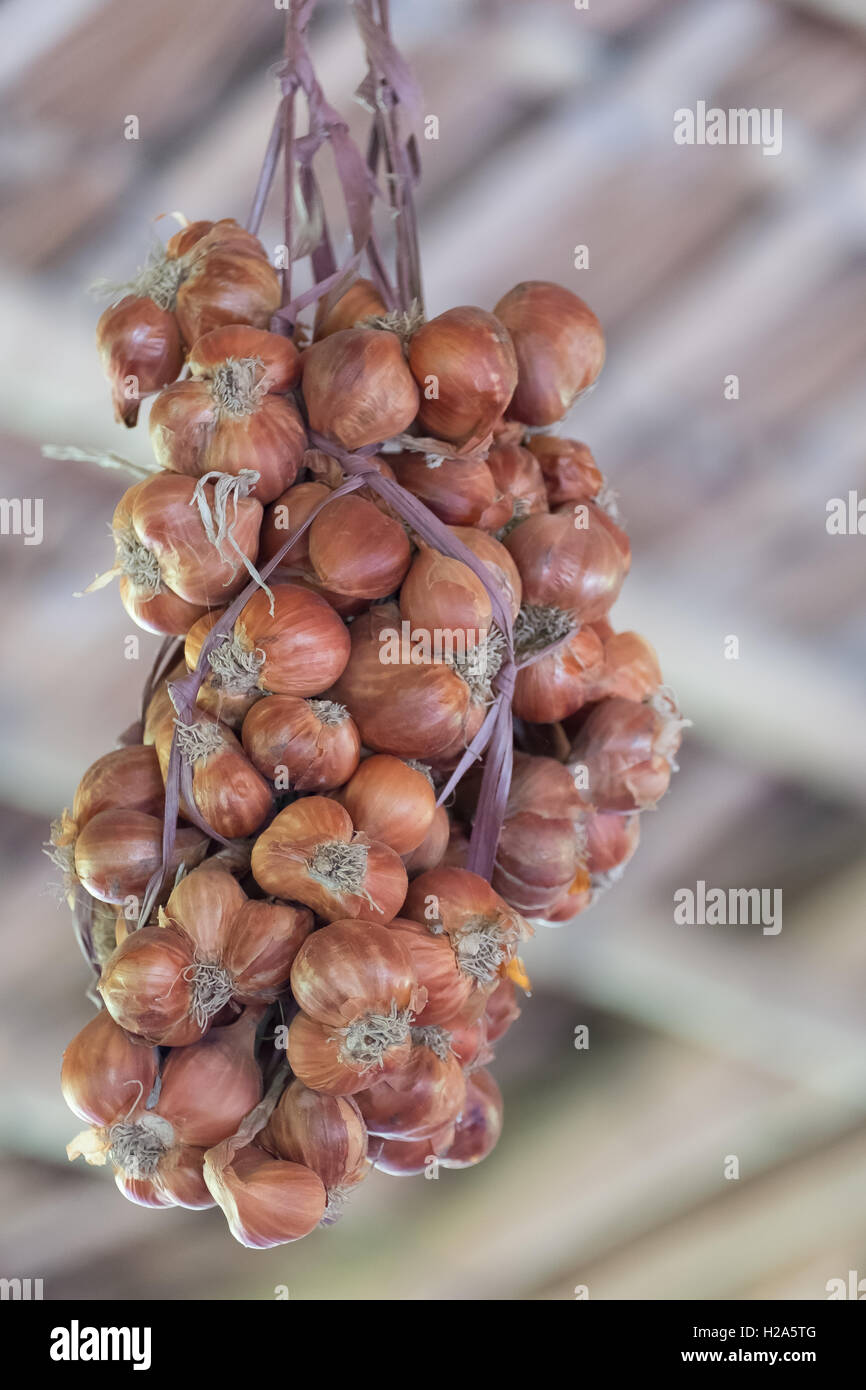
355,1029 -> 467,1141
371,1125 -> 456,1177
494,281 -> 605,427
302,327 -> 419,449
596,630 -> 662,703
241,696 -> 360,791
402,867 -> 531,995
330,602 -> 496,764
478,441 -> 548,533
512,622 -> 605,723
384,917 -> 475,1027
261,1079 -> 368,1200
402,804 -> 450,878
584,808 -> 641,888
251,797 -> 408,924
307,494 -> 411,599
99,866 -> 312,1043
313,277 -> 387,339
447,525 -> 522,621
204,1144 -> 326,1247
150,326 -> 304,503
492,754 -> 587,917
568,691 -> 687,811
66,1010 -> 263,1210
526,436 -> 604,508
258,480 -> 331,574
107,473 -> 262,637
187,583 -> 351,726
150,703 -> 273,840
391,453 -> 497,526
399,546 -> 492,650
70,808 -> 207,906
505,510 -> 626,625
336,755 -> 436,855
440,1068 -> 503,1168
407,306 -> 517,449
286,920 -> 425,1095
96,218 -> 279,425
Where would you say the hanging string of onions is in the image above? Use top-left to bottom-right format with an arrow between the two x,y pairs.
52,0 -> 685,1248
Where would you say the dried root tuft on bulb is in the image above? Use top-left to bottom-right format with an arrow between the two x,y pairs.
174,718 -> 224,766
449,626 -> 506,703
183,956 -> 236,1030
453,915 -> 518,984
307,699 -> 349,728
336,1000 -> 412,1069
92,244 -> 186,312
361,300 -> 426,346
211,356 -> 268,418
115,526 -> 163,595
308,840 -> 368,896
513,604 -> 575,662
108,1112 -> 174,1180
411,1025 -> 452,1061
207,636 -> 266,696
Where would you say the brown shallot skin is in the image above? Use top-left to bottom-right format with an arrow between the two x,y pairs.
73,808 -> 207,906
251,798 -> 408,924
336,755 -> 436,856
71,745 -> 164,829
402,804 -> 450,878
440,1068 -> 503,1168
188,583 -> 352,726
259,481 -> 332,573
313,277 -> 387,340
478,441 -> 548,532
261,1079 -> 368,1192
97,295 -> 183,426
330,602 -> 476,762
150,326 -> 304,504
307,493 -> 411,599
568,692 -> 686,812
112,472 -> 263,630
203,1144 -> 327,1248
302,327 -> 419,450
494,281 -> 605,427
505,510 -> 626,625
407,306 -> 518,449
356,1040 -> 467,1142
241,695 -> 361,791
527,436 -> 604,508
391,453 -> 497,527
512,623 -> 605,724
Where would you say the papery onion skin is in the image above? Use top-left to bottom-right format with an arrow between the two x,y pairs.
308,494 -> 411,599
402,804 -> 450,878
330,603 -> 473,762
371,1124 -> 456,1176
407,306 -> 518,449
337,755 -> 437,855
61,1011 -> 158,1127
399,547 -> 492,650
440,1068 -> 503,1168
527,436 -> 603,507
97,295 -> 183,427
204,1144 -> 326,1248
313,277 -> 387,340
286,1011 -> 413,1097
73,808 -> 207,906
494,281 -> 605,427
261,1079 -> 368,1191
72,745 -> 164,829
569,692 -> 685,812
241,695 -> 360,791
356,1044 -> 467,1141
251,797 -> 408,924
289,918 -> 421,1029
512,624 -> 605,723
302,328 -> 419,450
98,923 -> 203,1046
155,1017 -> 263,1148
505,510 -> 626,624
391,453 -> 497,527
447,526 -> 522,622
384,917 -> 474,1027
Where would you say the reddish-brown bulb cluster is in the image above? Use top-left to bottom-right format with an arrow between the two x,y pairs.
56,227 -> 684,1248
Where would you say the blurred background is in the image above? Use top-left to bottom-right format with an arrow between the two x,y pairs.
1,0 -> 865,1301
